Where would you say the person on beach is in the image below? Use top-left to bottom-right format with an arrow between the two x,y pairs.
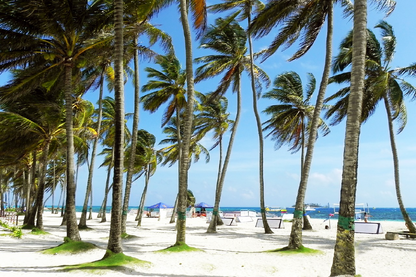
364,212 -> 371,223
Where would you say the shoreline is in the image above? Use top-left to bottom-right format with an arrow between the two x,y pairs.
1,212 -> 415,276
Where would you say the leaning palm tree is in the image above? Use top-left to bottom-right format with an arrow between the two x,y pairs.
325,21 -> 416,234
131,130 -> 163,226
249,0 -> 342,248
195,17 -> 269,233
208,0 -> 272,234
262,71 -> 329,230
0,0 -> 113,242
120,0 -> 174,235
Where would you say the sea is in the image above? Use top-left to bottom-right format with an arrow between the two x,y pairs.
72,206 -> 416,222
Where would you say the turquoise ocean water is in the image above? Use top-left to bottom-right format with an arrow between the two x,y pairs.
73,206 -> 416,222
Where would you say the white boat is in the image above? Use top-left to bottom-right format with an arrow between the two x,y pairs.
305,205 -> 316,211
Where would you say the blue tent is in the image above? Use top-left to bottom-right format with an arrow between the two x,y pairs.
195,202 -> 213,208
147,202 -> 173,209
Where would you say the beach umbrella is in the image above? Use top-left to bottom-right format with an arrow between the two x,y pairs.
194,202 -> 213,208
147,202 -> 173,209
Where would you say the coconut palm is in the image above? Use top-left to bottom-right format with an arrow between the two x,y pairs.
106,0 -> 125,255
208,0 -> 274,234
262,71 -> 329,213
325,21 -> 416,236
0,0 -> 113,242
131,130 -> 163,226
96,96 -> 131,223
195,17 -> 269,233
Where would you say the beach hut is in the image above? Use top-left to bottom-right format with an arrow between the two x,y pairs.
147,202 -> 173,218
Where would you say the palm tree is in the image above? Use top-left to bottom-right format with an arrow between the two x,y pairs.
208,0 -> 273,234
325,21 -> 416,235
97,96 -> 131,223
249,0 -> 343,248
263,72 -> 329,227
0,86 -> 67,230
195,17 -> 269,233
131,130 -> 163,226
330,0 -> 368,274
106,0 -> 124,256
141,53 -> 187,224
0,0 -> 113,242
121,1 -> 174,235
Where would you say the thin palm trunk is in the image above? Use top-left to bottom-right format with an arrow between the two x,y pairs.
106,0 -> 124,255
136,168 -> 150,226
330,0 -> 367,274
35,141 -> 51,230
247,12 -> 272,234
207,78 -> 242,233
207,136 -> 224,232
79,69 -> 105,229
170,110 -> 183,224
176,0 -> 195,244
101,150 -> 114,223
63,63 -> 81,241
288,1 -> 333,249
122,36 -> 141,234
383,95 -> 415,233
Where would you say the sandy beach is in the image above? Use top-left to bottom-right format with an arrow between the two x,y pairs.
1,212 -> 415,277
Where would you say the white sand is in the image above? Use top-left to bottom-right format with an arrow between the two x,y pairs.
1,212 -> 415,277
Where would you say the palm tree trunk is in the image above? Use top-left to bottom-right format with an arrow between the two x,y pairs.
383,96 -> 415,233
35,141 -> 51,230
170,109 -> 183,224
330,0 -> 367,275
247,14 -> 273,234
79,68 -> 105,229
288,1 -> 333,249
106,0 -> 124,255
101,151 -> 114,223
63,62 -> 81,241
122,36 -> 141,234
176,0 -> 196,244
136,169 -> 150,227
207,136 -> 225,232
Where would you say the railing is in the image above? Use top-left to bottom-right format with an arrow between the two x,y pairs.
0,211 -> 19,225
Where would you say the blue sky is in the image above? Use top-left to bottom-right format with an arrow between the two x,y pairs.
2,1 -> 416,209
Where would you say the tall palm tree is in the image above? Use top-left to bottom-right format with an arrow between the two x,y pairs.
121,0 -> 174,235
262,72 -> 329,212
97,96 -> 131,223
208,0 -> 273,234
141,53 -> 187,224
249,0 -> 342,248
195,17 -> 269,233
106,0 -> 124,256
0,0 -> 113,242
194,94 -> 234,216
325,21 -> 416,234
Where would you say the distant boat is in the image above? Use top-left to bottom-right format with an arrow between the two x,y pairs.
265,207 -> 282,212
305,205 -> 316,211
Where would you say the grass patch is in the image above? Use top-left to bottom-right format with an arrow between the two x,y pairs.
42,238 -> 99,255
157,242 -> 202,253
31,227 -> 49,235
121,233 -> 139,239
267,245 -> 323,255
65,250 -> 150,272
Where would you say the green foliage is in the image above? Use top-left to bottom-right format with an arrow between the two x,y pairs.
158,242 -> 202,253
0,219 -> 23,238
42,238 -> 98,255
121,233 -> 138,239
267,245 -> 323,255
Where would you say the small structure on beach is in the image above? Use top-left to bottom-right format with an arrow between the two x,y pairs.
146,202 -> 173,218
